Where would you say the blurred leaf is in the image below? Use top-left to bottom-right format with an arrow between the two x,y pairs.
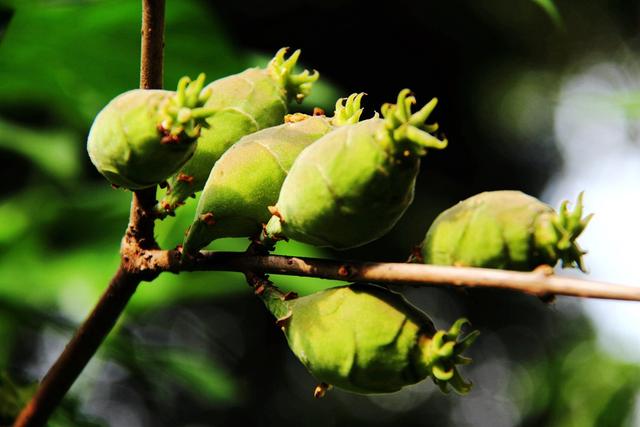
0,369 -> 103,426
514,339 -> 640,426
594,378 -> 639,427
0,197 -> 30,245
0,239 -> 121,317
0,313 -> 17,367
0,372 -> 36,425
531,0 -> 564,29
0,118 -> 80,181
142,347 -> 239,404
48,413 -> 104,427
0,4 -> 12,43
0,0 -> 244,128
0,183 -> 131,252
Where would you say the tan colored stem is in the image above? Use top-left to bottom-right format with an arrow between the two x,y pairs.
184,252 -> 640,302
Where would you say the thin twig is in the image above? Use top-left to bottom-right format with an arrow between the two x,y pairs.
12,1 -> 165,426
110,247 -> 640,301
180,251 -> 640,302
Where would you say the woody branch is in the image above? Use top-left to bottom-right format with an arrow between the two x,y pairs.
135,248 -> 640,302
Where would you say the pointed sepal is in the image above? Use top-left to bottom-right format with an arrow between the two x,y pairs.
159,73 -> 216,143
379,89 -> 447,157
332,93 -> 366,126
551,192 -> 593,272
268,48 -> 319,103
418,318 -> 479,395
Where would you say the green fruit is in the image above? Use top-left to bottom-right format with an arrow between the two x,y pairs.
158,48 -> 319,213
265,89 -> 447,249
182,94 -> 365,253
87,74 -> 214,190
260,282 -> 478,395
422,191 -> 592,271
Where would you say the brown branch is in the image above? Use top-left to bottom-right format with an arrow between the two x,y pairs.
178,251 -> 640,302
100,247 -> 640,302
13,1 -> 165,426
139,0 -> 165,90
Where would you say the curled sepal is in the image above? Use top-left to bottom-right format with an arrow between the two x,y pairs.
379,89 -> 447,157
551,192 -> 593,272
268,48 -> 319,103
159,73 -> 216,142
418,318 -> 479,395
331,93 -> 366,126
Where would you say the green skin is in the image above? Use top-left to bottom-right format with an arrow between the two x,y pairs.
261,283 -> 477,394
160,49 -> 318,212
87,74 -> 213,190
87,90 -> 194,189
183,116 -> 333,252
265,90 -> 447,250
182,94 -> 365,253
269,119 -> 418,248
422,191 -> 591,271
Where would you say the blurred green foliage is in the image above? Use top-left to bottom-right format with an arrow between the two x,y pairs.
0,0 -> 638,426
513,328 -> 640,427
0,0 -> 341,424
531,0 -> 563,29
0,371 -> 101,426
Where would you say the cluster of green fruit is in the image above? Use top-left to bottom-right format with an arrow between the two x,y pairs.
87,48 -> 591,397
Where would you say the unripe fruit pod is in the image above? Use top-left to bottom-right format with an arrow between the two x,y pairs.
158,48 -> 319,213
182,94 -> 365,254
422,191 -> 592,271
260,282 -> 478,395
87,74 -> 214,190
265,89 -> 447,249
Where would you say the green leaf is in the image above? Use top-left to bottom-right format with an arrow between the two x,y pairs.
0,118 -> 80,181
0,0 -> 244,128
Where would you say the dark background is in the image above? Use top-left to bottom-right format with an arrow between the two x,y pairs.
0,0 -> 639,426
